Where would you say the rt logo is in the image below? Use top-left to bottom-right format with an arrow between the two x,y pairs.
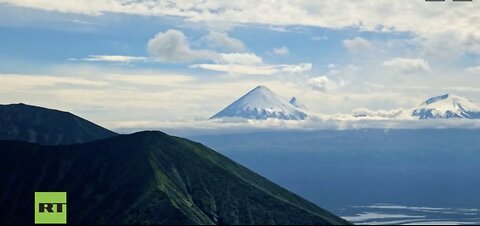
34,192 -> 67,224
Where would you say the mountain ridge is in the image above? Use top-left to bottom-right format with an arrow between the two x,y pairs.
0,103 -> 117,145
0,130 -> 348,225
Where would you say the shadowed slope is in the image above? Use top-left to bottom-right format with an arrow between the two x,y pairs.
0,131 -> 348,225
0,103 -> 117,145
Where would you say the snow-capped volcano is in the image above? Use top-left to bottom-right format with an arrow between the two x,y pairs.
210,85 -> 308,120
412,94 -> 480,119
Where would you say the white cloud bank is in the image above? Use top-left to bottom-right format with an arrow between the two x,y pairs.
190,63 -> 312,75
3,0 -> 480,58
466,65 -> 480,74
382,57 -> 431,74
218,53 -> 262,65
76,55 -> 147,63
112,116 -> 480,136
352,108 -> 406,119
0,73 -> 109,91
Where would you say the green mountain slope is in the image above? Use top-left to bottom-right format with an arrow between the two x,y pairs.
0,103 -> 117,145
0,131 -> 349,225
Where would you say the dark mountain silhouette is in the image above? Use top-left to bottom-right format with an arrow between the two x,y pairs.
0,103 -> 117,145
0,131 -> 349,225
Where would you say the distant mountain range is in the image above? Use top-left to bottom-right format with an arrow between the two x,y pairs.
211,85 -> 480,121
210,85 -> 308,120
0,103 -> 117,145
353,93 -> 480,120
0,103 -> 348,225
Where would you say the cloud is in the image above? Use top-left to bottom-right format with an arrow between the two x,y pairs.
466,66 -> 480,74
312,35 -> 328,41
147,29 -> 220,63
307,75 -> 346,92
112,116 -> 480,137
342,37 -> 372,53
352,108 -> 407,119
104,74 -> 195,86
382,57 -> 431,74
0,71 -> 196,96
202,31 -> 245,52
218,53 -> 262,65
0,69 -> 210,124
419,30 -> 480,59
4,0 -> 480,59
307,76 -> 330,92
0,73 -> 108,91
190,63 -> 311,75
146,29 -> 262,65
272,46 -> 289,56
80,30 -> 260,65
77,29 -> 306,76
75,55 -> 147,63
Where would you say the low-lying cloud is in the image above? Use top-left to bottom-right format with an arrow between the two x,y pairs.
111,115 -> 480,136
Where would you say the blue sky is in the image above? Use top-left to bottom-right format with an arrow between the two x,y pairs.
0,0 -> 480,130
0,16 -> 349,72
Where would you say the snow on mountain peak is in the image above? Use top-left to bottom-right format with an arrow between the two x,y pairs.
424,93 -> 449,105
412,94 -> 480,119
210,85 -> 308,120
254,85 -> 269,90
289,97 -> 307,110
